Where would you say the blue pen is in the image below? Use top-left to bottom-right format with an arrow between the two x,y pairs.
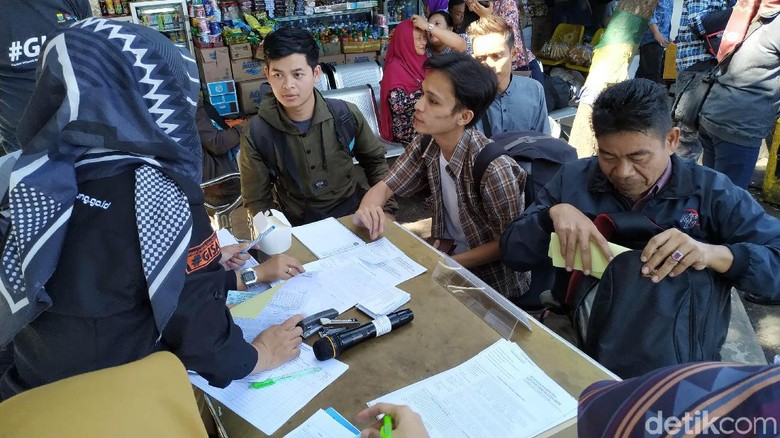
241,225 -> 276,253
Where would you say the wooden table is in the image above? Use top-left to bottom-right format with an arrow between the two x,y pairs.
207,218 -> 616,437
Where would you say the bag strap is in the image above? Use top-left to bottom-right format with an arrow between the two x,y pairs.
481,111 -> 492,139
202,99 -> 231,130
472,142 -> 509,195
323,98 -> 357,157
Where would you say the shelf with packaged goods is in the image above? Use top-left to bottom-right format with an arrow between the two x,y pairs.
273,3 -> 377,22
153,26 -> 185,32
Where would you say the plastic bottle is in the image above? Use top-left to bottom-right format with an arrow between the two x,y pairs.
105,0 -> 115,15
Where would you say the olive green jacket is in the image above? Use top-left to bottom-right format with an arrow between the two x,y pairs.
240,90 -> 395,224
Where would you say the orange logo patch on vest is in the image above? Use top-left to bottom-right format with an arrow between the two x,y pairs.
187,232 -> 221,274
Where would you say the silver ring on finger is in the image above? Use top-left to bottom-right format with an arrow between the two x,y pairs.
670,250 -> 684,263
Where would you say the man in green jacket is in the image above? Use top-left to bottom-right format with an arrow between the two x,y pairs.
239,27 -> 396,226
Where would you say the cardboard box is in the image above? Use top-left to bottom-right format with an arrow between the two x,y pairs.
195,47 -> 232,83
228,43 -> 253,60
320,42 -> 341,56
205,80 -> 235,96
231,58 -> 266,82
344,52 -> 377,64
212,101 -> 239,116
319,54 -> 346,68
205,80 -> 239,116
236,79 -> 267,115
253,44 -> 265,60
209,93 -> 238,105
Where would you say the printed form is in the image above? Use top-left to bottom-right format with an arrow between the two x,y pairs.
368,339 -> 577,438
190,344 -> 348,436
292,217 -> 366,258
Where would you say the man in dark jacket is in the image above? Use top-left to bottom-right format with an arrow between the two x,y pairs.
698,4 -> 779,189
240,28 -> 396,226
501,78 -> 780,299
500,80 -> 780,374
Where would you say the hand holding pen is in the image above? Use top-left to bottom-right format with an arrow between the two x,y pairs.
355,403 -> 429,438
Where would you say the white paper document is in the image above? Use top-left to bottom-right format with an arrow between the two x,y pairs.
283,409 -> 359,438
190,345 -> 349,436
304,238 -> 426,287
356,286 -> 411,318
216,228 -> 259,268
292,217 -> 366,258
368,339 -> 577,438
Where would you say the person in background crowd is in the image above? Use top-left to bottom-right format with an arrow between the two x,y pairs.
464,0 -> 543,83
468,16 -> 551,136
411,11 -> 469,57
636,0 -> 673,84
0,19 -> 305,401
0,0 -> 92,155
698,0 -> 779,192
356,53 -> 530,301
198,98 -> 245,206
380,20 -> 428,145
241,27 -> 395,225
449,0 -> 480,33
424,0 -> 450,16
674,0 -> 730,162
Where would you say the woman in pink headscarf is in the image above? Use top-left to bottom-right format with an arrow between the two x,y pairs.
379,20 -> 427,144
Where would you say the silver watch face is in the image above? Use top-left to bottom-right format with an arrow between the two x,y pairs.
241,269 -> 257,285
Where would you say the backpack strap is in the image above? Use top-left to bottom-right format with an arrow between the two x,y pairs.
202,99 -> 231,130
323,98 -> 357,157
480,111 -> 492,139
472,141 -> 509,195
247,115 -> 305,194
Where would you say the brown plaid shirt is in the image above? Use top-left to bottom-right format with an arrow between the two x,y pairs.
384,129 -> 530,299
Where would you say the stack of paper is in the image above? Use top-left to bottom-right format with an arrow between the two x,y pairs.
356,286 -> 411,318
190,344 -> 348,436
292,217 -> 366,258
368,339 -> 577,438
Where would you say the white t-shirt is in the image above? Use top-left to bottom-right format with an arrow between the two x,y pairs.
438,153 -> 469,254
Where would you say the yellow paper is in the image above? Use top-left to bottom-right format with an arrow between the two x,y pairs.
547,232 -> 631,279
230,283 -> 283,319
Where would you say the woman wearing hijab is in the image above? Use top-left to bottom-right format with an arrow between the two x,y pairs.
0,18 -> 304,400
410,11 -> 469,57
379,20 -> 427,145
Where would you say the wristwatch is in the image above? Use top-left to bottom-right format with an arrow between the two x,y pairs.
241,268 -> 258,287
427,22 -> 435,32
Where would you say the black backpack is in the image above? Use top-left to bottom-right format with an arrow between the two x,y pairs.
561,212 -> 732,378
472,131 -> 577,208
420,131 -> 577,209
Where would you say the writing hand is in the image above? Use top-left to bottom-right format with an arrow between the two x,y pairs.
355,403 -> 429,438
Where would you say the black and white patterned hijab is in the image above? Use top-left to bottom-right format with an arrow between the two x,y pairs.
0,18 -> 202,346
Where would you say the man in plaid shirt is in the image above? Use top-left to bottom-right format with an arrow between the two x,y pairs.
353,53 -> 530,301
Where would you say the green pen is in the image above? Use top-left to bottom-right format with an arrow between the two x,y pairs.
380,414 -> 393,438
248,367 -> 321,389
